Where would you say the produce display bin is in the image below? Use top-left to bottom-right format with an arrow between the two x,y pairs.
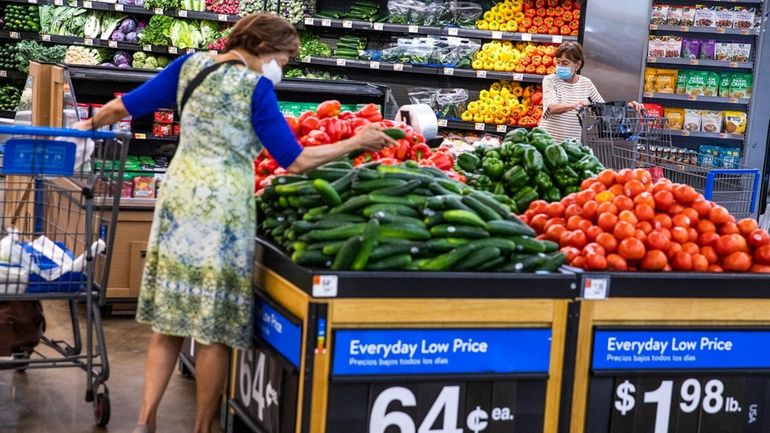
569,272 -> 770,433
224,237 -> 578,433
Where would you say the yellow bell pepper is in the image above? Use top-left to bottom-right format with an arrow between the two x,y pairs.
472,59 -> 484,70
477,20 -> 489,30
489,89 -> 500,98
490,82 -> 502,91
489,21 -> 500,30
493,95 -> 504,104
513,87 -> 523,97
511,1 -> 523,13
479,90 -> 490,100
483,11 -> 494,21
500,106 -> 512,116
461,111 -> 473,122
495,115 -> 508,125
483,61 -> 495,70
484,114 -> 495,124
514,12 -> 525,21
473,113 -> 485,123
506,21 -> 518,32
494,61 -> 506,71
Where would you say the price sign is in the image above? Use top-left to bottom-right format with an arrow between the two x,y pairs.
369,61 -> 380,69
373,22 -> 384,30
521,33 -> 532,41
108,40 -> 118,48
304,17 -> 314,25
9,32 -> 20,39
475,123 -> 485,131
321,18 -> 332,27
217,14 -> 227,21
42,34 -> 51,42
154,7 -> 164,14
552,35 -> 563,43
186,48 -> 196,54
649,24 -> 658,30
143,44 -> 152,51
443,67 -> 454,76
0,71 -> 6,78
496,125 -> 507,133
447,28 -> 458,36
54,0 -> 63,5
342,20 -> 352,28
83,1 -> 92,8
513,73 -> 524,81
336,58 -> 347,66
648,56 -> 657,63
312,275 -> 338,297
729,62 -> 738,68
176,9 -> 187,17
408,25 -> 419,33
690,59 -> 699,65
114,4 -> 124,11
586,329 -> 770,433
437,118 -> 448,127
476,70 -> 487,78
168,46 -> 178,54
393,63 -> 404,71
491,31 -> 503,39
84,38 -> 94,45
583,275 -> 610,299
327,328 -> 552,433
134,133 -> 147,139
28,0 -> 38,4
717,27 -> 726,33
680,25 -> 690,32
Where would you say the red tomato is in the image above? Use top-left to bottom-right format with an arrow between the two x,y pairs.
545,224 -> 568,243
698,232 -> 720,248
562,246 -> 581,263
750,264 -> 770,273
615,168 -> 635,185
653,214 -> 673,230
575,190 -> 597,207
618,238 -> 646,261
597,212 -> 619,232
671,251 -> 693,271
634,192 -> 655,208
687,228 -> 698,243
597,169 -> 616,187
597,202 -> 619,216
723,252 -> 752,272
618,210 -> 639,226
667,242 -> 683,260
696,220 -> 716,234
614,221 -> 636,240
529,214 -> 549,234
671,226 -> 689,244
586,225 -> 604,242
582,200 -> 599,220
641,250 -> 668,271
567,215 -> 584,231
715,234 -> 741,256
585,253 -> 608,270
564,230 -> 587,249
583,242 -> 607,257
653,190 -> 674,211
624,180 -> 646,198
708,264 -> 724,273
635,204 -> 655,222
546,202 -> 566,219
737,218 -> 759,236
681,208 -> 700,224
754,244 -> 770,265
638,221 -> 653,234
646,230 -> 670,251
709,205 -> 733,225
565,204 -> 584,219
596,232 -> 619,253
606,254 -> 628,271
634,168 -> 653,185
681,242 -> 700,255
701,246 -> 718,264
692,254 -> 709,271
747,229 -> 770,248
613,196 -> 635,212
691,198 -> 712,218
719,222 -> 740,236
673,184 -> 698,204
672,214 -> 691,228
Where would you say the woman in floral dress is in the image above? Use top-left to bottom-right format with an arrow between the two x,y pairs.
75,13 -> 394,433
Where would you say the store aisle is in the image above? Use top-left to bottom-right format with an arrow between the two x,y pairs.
0,302 -> 214,433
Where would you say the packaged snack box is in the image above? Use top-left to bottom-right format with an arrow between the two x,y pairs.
723,111 -> 747,134
730,73 -> 752,98
676,70 -> 689,95
655,69 -> 678,93
701,110 -> 722,133
704,72 -> 720,97
664,107 -> 685,129
685,71 -> 708,96
684,109 -> 702,131
719,73 -> 733,97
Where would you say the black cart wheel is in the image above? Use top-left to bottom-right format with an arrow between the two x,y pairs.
12,352 -> 29,373
94,392 -> 111,427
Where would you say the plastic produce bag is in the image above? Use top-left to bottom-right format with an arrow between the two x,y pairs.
387,0 -> 428,24
408,87 -> 439,110
436,88 -> 469,119
453,2 -> 482,27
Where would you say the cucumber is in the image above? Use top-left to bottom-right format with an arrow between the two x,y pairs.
500,253 -> 549,273
375,179 -> 422,196
271,175 -> 307,186
430,225 -> 490,239
429,182 -> 454,196
421,166 -> 450,178
314,214 -> 367,224
470,191 -> 514,220
370,212 -> 426,227
351,219 -> 380,270
321,241 -> 347,256
363,204 -> 420,218
291,242 -> 307,253
436,179 -> 466,194
443,210 -> 488,229
454,247 -> 502,271
536,252 -> 565,272
542,240 -> 559,253
263,217 -> 281,230
297,195 -> 325,208
479,256 -> 506,271
353,178 -> 406,192
308,240 -> 344,251
426,196 -> 449,211
331,170 -> 356,193
307,168 -> 350,181
424,212 -> 445,227
303,206 -> 329,221
303,223 -> 366,242
377,164 -> 434,182
378,224 -> 432,240
324,160 -> 354,169
275,180 -> 312,195
368,194 -> 417,207
291,220 -> 316,235
313,179 -> 342,206
370,243 -> 423,261
425,237 -> 469,252
330,195 -> 373,214
406,194 -> 428,206
292,250 -> 332,267
418,243 -> 480,271
511,236 -> 549,254
444,196 -> 475,212
461,195 -> 503,222
357,168 -> 382,180
383,128 -> 406,139
468,238 -> 517,253
487,220 -> 536,237
332,236 -> 364,270
365,254 -> 413,270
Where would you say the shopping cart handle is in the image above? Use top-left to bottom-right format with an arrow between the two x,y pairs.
0,125 -> 130,140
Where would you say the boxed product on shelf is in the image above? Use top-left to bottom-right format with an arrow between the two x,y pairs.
680,6 -> 695,26
154,109 -> 174,124
153,122 -> 174,137
663,107 -> 684,129
694,5 -> 717,28
732,43 -> 752,62
683,108 -> 701,131
650,4 -> 668,25
663,107 -> 746,134
132,176 -> 156,199
734,7 -> 757,30
701,110 -> 722,133
715,7 -> 735,29
698,145 -> 742,168
643,103 -> 664,118
730,73 -> 752,98
724,111 -> 747,133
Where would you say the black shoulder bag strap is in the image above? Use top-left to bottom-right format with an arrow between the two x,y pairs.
179,59 -> 243,116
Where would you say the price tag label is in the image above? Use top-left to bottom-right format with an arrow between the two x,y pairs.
688,94 -> 698,101
690,59 -> 699,65
186,48 -> 196,54
648,56 -> 657,63
83,1 -> 92,7
304,17 -> 314,25
491,31 -> 503,39
681,130 -> 690,137
154,7 -> 164,14
740,29 -> 750,35
447,28 -> 458,36
217,14 -> 227,21
719,133 -> 728,138
176,9 -> 187,17
168,46 -> 178,54
643,91 -> 654,98
0,71 -> 6,78
443,67 -> 454,76
583,276 -> 610,299
649,24 -> 658,30
717,27 -> 726,33
342,20 -> 352,28
373,22 -> 384,30
393,63 -> 404,71
521,33 -> 532,41
437,118 -> 448,127
54,0 -> 63,5
729,97 -> 739,103
143,45 -> 153,51
301,56 -> 311,63
476,70 -> 487,78
513,73 -> 524,81
108,40 -> 118,48
680,25 -> 690,31
28,0 -> 38,4
474,123 -> 485,131
9,32 -> 20,39
114,4 -> 124,11
134,133 -> 147,139
336,58 -> 347,66
84,38 -> 94,45
552,35 -> 563,43
369,61 -> 380,69
408,25 -> 419,33
41,34 -> 51,42
729,61 -> 738,68
321,18 -> 332,27
312,275 -> 338,297
496,125 -> 507,133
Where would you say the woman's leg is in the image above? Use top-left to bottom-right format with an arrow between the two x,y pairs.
192,342 -> 230,433
137,332 -> 185,431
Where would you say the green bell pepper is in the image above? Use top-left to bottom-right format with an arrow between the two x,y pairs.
513,186 -> 539,212
482,157 -> 505,180
554,166 -> 580,188
544,144 -> 568,169
529,127 -> 548,137
563,185 -> 580,195
534,171 -> 553,191
523,148 -> 545,175
544,186 -> 562,202
503,165 -> 529,190
457,153 -> 480,172
530,133 -> 555,153
576,155 -> 604,173
563,142 -> 584,162
513,143 -> 535,161
484,149 -> 501,160
499,142 -> 517,161
474,174 -> 492,190
474,144 -> 487,159
504,128 -> 529,144
493,182 -> 506,195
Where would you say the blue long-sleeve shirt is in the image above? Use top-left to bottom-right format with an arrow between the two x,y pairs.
121,54 -> 302,168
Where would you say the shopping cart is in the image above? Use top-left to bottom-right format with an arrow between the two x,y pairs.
0,125 -> 129,427
578,104 -> 761,219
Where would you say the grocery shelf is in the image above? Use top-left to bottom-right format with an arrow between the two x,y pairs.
132,132 -> 177,141
97,196 -> 157,209
647,56 -> 754,69
0,110 -> 16,118
1,0 -> 240,22
666,129 -> 745,142
302,16 -> 577,43
643,91 -> 750,105
297,56 -> 545,83
0,30 -> 210,56
438,119 -> 533,134
255,238 -> 579,299
578,272 -> 770,298
649,23 -> 759,36
0,69 -> 28,79
67,65 -> 161,82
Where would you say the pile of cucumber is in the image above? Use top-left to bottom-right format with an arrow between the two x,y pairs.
315,1 -> 382,22
258,161 -> 565,273
334,36 -> 366,60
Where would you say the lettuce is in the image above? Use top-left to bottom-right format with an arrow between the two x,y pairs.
169,20 -> 203,48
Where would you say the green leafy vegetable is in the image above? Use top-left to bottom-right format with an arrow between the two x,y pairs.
140,15 -> 174,46
15,40 -> 66,72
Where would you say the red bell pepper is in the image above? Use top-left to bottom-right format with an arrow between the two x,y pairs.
409,143 -> 431,161
319,117 -> 351,142
284,115 -> 300,136
379,145 -> 395,159
446,170 -> 466,183
395,139 -> 410,160
380,119 -> 396,128
339,111 -> 355,120
300,130 -> 331,146
418,159 -> 436,167
378,157 -> 399,166
298,111 -> 316,123
300,115 -> 321,136
349,117 -> 370,130
316,100 -> 341,118
352,152 -> 381,166
256,158 -> 279,175
428,151 -> 454,171
356,103 -> 383,122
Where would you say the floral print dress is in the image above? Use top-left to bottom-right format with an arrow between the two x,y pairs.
134,53 -> 265,349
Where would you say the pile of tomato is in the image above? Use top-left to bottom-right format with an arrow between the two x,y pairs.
521,168 -> 770,273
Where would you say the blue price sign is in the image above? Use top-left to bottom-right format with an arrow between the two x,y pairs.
255,300 -> 302,368
332,328 -> 551,376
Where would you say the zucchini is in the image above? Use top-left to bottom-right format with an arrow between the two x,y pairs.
454,247 -> 502,271
368,194 -> 417,207
430,225 -> 490,239
313,179 -> 342,206
271,175 -> 307,186
353,178 -> 407,192
461,195 -> 503,222
487,220 -> 536,237
351,219 -> 380,270
443,210 -> 488,229
510,236 -> 549,254
383,128 -> 406,139
363,204 -> 421,218
375,179 -> 422,196
330,195 -> 373,214
378,224 -> 432,241
370,212 -> 426,227
307,168 -> 350,181
365,254 -> 413,270
536,252 -> 565,272
370,243 -> 422,261
292,250 -> 332,267
500,253 -> 549,273
303,223 -> 366,242
332,236 -> 364,270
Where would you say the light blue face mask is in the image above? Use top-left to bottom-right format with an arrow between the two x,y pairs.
556,65 -> 574,81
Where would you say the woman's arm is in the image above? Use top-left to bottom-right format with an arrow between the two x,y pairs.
287,125 -> 393,173
547,100 -> 588,115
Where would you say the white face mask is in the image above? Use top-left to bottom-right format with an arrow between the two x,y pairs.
261,58 -> 283,85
